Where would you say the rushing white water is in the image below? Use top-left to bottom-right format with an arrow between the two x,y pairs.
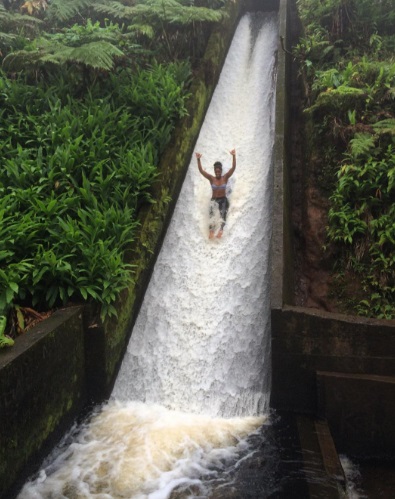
113,12 -> 278,418
340,456 -> 367,499
18,12 -> 278,499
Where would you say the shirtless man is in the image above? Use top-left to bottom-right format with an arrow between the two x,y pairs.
196,149 -> 236,239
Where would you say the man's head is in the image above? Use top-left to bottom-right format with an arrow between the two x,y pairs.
214,161 -> 222,178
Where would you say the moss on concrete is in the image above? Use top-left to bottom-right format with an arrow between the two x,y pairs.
0,307 -> 86,498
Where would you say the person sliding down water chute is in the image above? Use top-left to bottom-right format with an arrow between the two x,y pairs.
196,149 -> 236,239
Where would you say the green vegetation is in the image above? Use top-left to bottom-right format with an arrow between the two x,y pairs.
296,0 -> 395,318
0,0 -> 227,344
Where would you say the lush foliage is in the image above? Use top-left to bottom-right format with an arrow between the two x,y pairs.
296,0 -> 395,318
0,61 -> 190,328
1,0 -> 226,67
0,0 -> 227,343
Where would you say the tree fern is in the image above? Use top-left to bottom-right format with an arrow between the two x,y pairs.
2,47 -> 44,71
0,31 -> 16,47
92,0 -> 224,24
0,4 -> 42,43
43,41 -> 124,70
3,39 -> 124,71
46,0 -> 95,23
130,0 -> 224,24
49,19 -> 122,47
122,0 -> 225,59
127,23 -> 155,40
92,1 -> 132,20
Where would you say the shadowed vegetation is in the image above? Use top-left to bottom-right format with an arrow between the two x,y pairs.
295,0 -> 395,318
0,0 -> 228,344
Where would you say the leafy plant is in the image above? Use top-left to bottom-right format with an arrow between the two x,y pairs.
0,3 -> 42,55
2,21 -> 125,74
297,0 -> 395,318
0,316 -> 14,348
0,0 -> 210,342
45,0 -> 96,24
0,55 -> 191,337
349,133 -> 376,159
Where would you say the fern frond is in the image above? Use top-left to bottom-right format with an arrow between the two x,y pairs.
46,0 -> 95,22
0,7 -> 44,56
45,41 -> 125,70
0,4 -> 43,27
2,48 -> 44,71
349,133 -> 376,159
372,119 -> 395,136
127,23 -> 155,39
130,0 -> 224,25
0,32 -> 17,44
3,40 -> 124,71
92,1 -> 131,20
50,27 -> 121,47
38,43 -> 73,65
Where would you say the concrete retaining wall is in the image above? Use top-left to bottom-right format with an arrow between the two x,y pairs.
271,306 -> 395,415
0,307 -> 86,496
270,305 -> 395,458
271,0 -> 293,309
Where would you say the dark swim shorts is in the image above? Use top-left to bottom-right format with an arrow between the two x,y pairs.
210,197 -> 229,230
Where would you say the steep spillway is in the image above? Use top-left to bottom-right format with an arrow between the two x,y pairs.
113,11 -> 278,418
18,12 -> 278,499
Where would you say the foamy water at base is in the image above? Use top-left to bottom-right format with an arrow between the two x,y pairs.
18,401 -> 266,499
340,456 -> 367,499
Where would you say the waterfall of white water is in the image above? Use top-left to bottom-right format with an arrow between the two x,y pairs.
113,12 -> 278,418
18,12 -> 278,499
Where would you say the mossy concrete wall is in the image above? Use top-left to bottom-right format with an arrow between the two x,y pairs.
0,307 -> 85,498
271,0 -> 293,309
270,0 -> 395,458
